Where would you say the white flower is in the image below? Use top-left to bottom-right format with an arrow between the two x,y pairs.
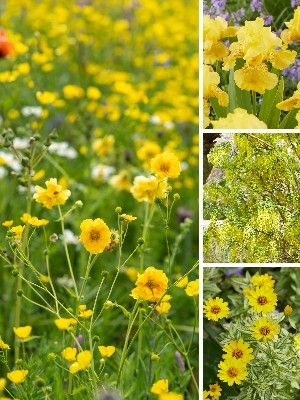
13,137 -> 30,149
48,142 -> 77,159
91,164 -> 115,181
149,115 -> 161,124
0,166 -> 6,178
60,229 -> 79,245
21,106 -> 43,117
164,121 -> 174,130
56,275 -> 74,288
0,151 -> 21,171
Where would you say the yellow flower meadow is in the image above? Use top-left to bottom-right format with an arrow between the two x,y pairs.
131,267 -> 168,302
79,218 -> 111,254
33,178 -> 71,209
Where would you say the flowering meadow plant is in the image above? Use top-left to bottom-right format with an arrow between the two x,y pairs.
203,268 -> 300,400
203,3 -> 300,128
0,1 -> 198,399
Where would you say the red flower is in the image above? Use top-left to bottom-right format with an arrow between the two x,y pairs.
0,30 -> 14,58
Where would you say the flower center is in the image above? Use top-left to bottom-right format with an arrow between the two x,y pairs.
227,367 -> 238,378
211,305 -> 221,314
257,296 -> 268,305
259,326 -> 270,336
90,230 -> 100,241
159,162 -> 170,173
232,349 -> 243,359
146,279 -> 157,291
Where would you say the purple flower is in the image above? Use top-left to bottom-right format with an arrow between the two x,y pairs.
291,0 -> 300,6
250,0 -> 262,12
224,268 -> 244,277
283,59 -> 300,82
175,351 -> 185,372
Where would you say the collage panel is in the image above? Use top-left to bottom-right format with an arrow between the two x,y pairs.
203,132 -> 300,263
203,266 -> 300,400
203,1 -> 300,130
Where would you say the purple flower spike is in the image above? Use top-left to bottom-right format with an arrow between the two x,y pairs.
175,351 -> 185,372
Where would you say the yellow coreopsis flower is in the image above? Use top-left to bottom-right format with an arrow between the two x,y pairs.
218,358 -> 248,386
234,64 -> 277,94
284,305 -> 293,316
13,326 -> 32,340
204,297 -> 230,321
69,350 -> 91,374
2,220 -> 13,228
98,345 -> 116,358
246,287 -> 277,314
212,108 -> 267,129
7,370 -> 28,384
121,214 -> 137,222
131,176 -> 168,203
150,152 -> 181,179
33,178 -> 71,209
36,91 -> 57,104
222,339 -> 253,364
137,141 -> 161,167
208,383 -> 222,398
79,218 -> 111,254
250,317 -> 279,342
131,267 -> 168,302
250,273 -> 275,289
61,347 -> 77,362
185,279 -> 199,297
54,318 -> 77,331
151,379 -> 169,395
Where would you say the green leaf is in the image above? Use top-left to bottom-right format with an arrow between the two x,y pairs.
210,97 -> 227,118
279,109 -> 298,129
228,68 -> 236,113
259,78 -> 284,128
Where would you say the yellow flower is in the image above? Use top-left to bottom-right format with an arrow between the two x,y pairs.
78,305 -> 93,319
234,64 -> 277,94
268,49 -> 297,70
79,218 -> 111,254
9,225 -> 25,241
250,274 -> 275,289
294,335 -> 300,353
63,84 -> 84,99
284,305 -> 293,316
204,297 -> 230,321
151,379 -> 169,395
0,339 -> 10,350
110,170 -> 132,192
281,7 -> 300,43
92,135 -> 115,157
13,326 -> 32,340
39,274 -> 50,284
250,317 -> 280,342
69,350 -> 92,374
98,345 -> 116,358
176,276 -> 189,288
203,390 -> 211,399
208,383 -> 222,398
33,178 -> 71,209
131,176 -> 168,203
156,296 -> 171,314
87,86 -> 101,100
150,152 -> 181,179
32,169 -> 45,181
212,108 -> 267,129
2,220 -> 13,228
137,141 -> 161,167
121,214 -> 137,222
125,267 -> 139,282
7,370 -> 28,384
54,318 -> 77,331
222,339 -> 254,364
151,352 -> 160,361
185,279 -> 199,297
246,287 -> 277,314
36,91 -> 57,104
61,347 -> 77,362
203,65 -> 228,108
21,213 -> 49,227
0,378 -> 6,391
277,82 -> 300,111
131,267 -> 168,302
218,358 -> 248,386
159,393 -> 183,400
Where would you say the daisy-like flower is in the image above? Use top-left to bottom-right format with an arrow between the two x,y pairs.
131,267 -> 168,302
222,339 -> 254,364
217,358 -> 248,386
250,274 -> 275,289
250,317 -> 280,342
2,220 -> 13,228
21,213 -> 49,227
69,350 -> 91,374
155,295 -> 172,314
150,151 -> 181,179
204,297 -> 230,321
159,393 -> 183,400
120,214 -> 137,222
79,218 -> 111,254
246,287 -> 277,314
98,345 -> 116,358
131,175 -> 168,203
208,383 -> 222,398
13,326 -> 32,340
284,305 -> 293,316
33,178 -> 71,209
7,370 -> 28,384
